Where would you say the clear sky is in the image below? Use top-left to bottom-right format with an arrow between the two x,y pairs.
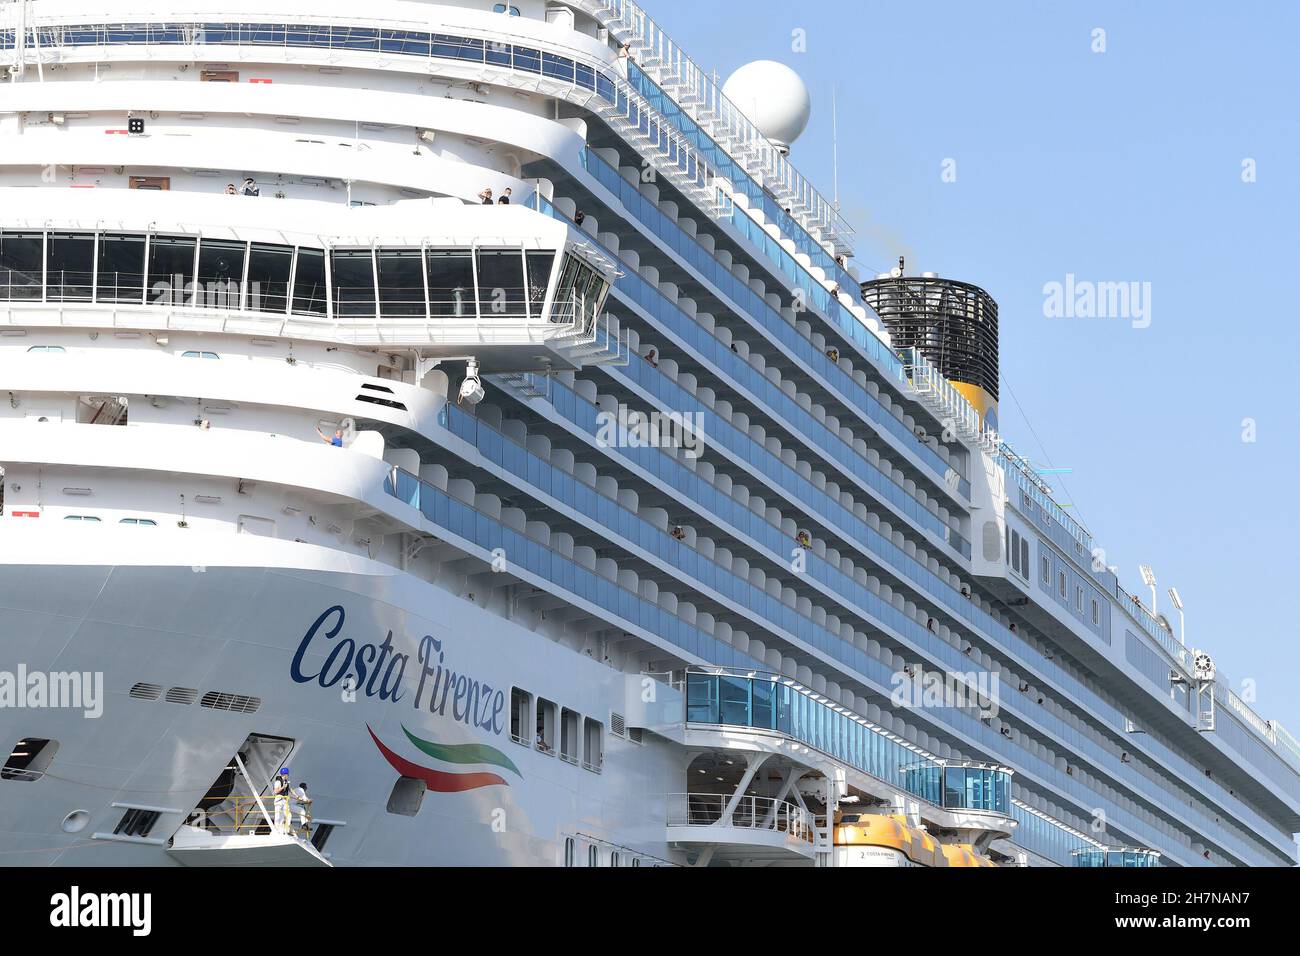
648,0 -> 1300,733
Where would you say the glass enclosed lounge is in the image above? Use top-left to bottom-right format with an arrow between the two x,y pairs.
0,230 -> 608,326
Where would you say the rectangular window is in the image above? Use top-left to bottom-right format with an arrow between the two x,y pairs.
331,248 -> 376,317
582,717 -> 603,772
509,688 -> 532,747
559,707 -> 579,764
129,176 -> 171,191
425,249 -> 475,317
1091,598 -> 1100,625
526,250 -> 555,317
1075,585 -> 1084,611
475,249 -> 526,317
147,235 -> 197,305
1020,538 -> 1030,580
377,248 -> 426,317
46,232 -> 94,302
195,239 -> 246,310
1058,570 -> 1067,599
291,247 -> 327,316
0,231 -> 45,301
1040,554 -> 1050,585
535,698 -> 556,755
246,243 -> 293,314
95,233 -> 146,303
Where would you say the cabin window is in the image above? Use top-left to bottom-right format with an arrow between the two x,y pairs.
196,238 -> 247,309
46,232 -> 94,302
147,235 -> 197,305
1058,570 -> 1067,599
509,688 -> 532,747
492,4 -> 521,14
475,249 -> 526,317
563,837 -> 575,867
587,844 -> 598,867
182,351 -> 219,359
119,518 -> 157,526
377,248 -> 426,317
1040,555 -> 1050,585
63,515 -> 101,522
1075,585 -> 1084,611
0,231 -> 44,301
96,233 -> 147,303
559,707 -> 579,764
535,698 -> 556,755
247,243 -> 293,314
26,345 -> 66,353
2,738 -> 59,781
291,247 -> 328,316
583,717 -> 603,772
425,249 -> 475,317
129,176 -> 171,191
1091,599 -> 1100,625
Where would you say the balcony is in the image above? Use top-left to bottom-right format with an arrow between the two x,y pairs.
666,793 -> 815,863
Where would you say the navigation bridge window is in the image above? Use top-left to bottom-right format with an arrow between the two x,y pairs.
0,230 -> 606,326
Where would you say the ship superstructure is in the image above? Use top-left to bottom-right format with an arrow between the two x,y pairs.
1,0 -> 1297,868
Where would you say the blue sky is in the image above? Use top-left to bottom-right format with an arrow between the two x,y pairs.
650,0 -> 1300,733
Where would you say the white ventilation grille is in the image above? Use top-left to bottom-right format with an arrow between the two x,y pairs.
199,691 -> 262,714
129,682 -> 163,701
609,712 -> 626,737
164,686 -> 199,705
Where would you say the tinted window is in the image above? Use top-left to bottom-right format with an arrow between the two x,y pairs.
147,235 -> 197,305
377,248 -> 425,317
247,243 -> 293,314
526,250 -> 554,316
291,247 -> 327,316
46,232 -> 94,301
425,249 -> 474,317
196,239 -> 246,310
96,233 -> 146,303
331,249 -> 376,317
0,231 -> 44,301
475,249 -> 525,317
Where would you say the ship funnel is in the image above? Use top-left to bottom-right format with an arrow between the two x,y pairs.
861,269 -> 1000,431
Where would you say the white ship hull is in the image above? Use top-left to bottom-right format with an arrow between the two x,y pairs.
0,531 -> 682,867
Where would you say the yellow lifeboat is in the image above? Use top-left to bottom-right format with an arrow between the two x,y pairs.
833,813 -> 948,867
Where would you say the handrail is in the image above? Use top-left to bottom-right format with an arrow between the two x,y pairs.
575,0 -> 855,252
666,792 -> 814,843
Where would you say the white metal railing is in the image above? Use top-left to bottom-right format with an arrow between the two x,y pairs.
6,15 -> 736,220
577,0 -> 854,251
666,793 -> 814,844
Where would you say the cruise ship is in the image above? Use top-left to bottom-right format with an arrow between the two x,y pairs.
2,0 -> 1297,869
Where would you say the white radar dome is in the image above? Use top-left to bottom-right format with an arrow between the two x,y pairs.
722,60 -> 811,152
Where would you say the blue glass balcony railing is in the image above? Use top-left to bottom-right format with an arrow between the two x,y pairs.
540,192 -> 970,502
384,455 -> 1268,865
575,149 -> 965,494
517,365 -> 1294,849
